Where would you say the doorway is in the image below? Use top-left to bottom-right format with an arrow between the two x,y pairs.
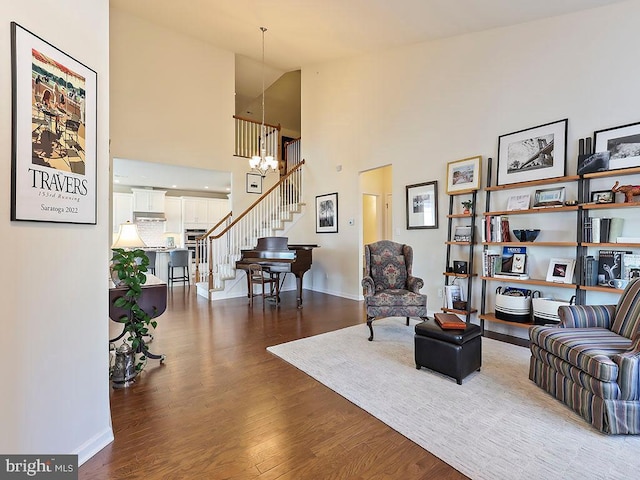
360,165 -> 393,284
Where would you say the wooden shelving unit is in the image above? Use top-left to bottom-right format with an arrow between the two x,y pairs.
443,189 -> 478,323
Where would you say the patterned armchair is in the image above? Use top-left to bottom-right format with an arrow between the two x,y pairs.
529,278 -> 640,434
362,241 -> 427,341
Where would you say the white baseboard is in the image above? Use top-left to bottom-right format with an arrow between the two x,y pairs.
75,427 -> 114,466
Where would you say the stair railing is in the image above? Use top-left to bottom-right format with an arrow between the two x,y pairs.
195,159 -> 305,292
234,115 -> 281,161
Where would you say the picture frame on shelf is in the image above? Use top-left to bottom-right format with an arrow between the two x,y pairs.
497,119 -> 568,186
453,225 -> 472,242
594,121 -> 640,172
591,190 -> 615,204
577,151 -> 610,175
545,258 -> 575,284
533,187 -> 565,208
11,22 -> 97,224
446,155 -> 481,194
506,194 -> 531,211
406,181 -> 438,229
246,173 -> 262,194
315,192 -> 338,233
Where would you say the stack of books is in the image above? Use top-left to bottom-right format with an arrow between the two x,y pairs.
482,215 -> 512,243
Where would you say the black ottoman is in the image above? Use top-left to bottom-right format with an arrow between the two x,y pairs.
414,319 -> 482,385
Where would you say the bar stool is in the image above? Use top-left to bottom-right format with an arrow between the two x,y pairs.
247,263 -> 279,308
168,249 -> 190,288
144,250 -> 156,275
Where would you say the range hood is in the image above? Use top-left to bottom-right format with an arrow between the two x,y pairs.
134,211 -> 166,222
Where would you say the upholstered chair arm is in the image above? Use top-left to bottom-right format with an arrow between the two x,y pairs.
362,276 -> 375,297
407,275 -> 424,293
612,336 -> 640,400
557,304 -> 616,329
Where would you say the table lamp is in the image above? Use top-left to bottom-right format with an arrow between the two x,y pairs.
112,221 -> 147,249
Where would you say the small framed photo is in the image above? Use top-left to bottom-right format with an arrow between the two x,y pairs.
511,253 -> 526,274
594,121 -> 640,171
453,225 -> 472,242
506,194 -> 531,211
497,119 -> 568,186
246,173 -> 262,194
533,187 -> 565,208
406,181 -> 438,229
591,190 -> 615,204
446,155 -> 481,194
316,192 -> 338,233
546,258 -> 575,284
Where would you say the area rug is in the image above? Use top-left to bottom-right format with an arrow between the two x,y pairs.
267,318 -> 640,480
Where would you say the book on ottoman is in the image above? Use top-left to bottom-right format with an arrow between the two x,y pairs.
434,313 -> 466,330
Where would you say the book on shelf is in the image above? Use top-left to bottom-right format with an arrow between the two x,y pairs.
594,217 -> 624,243
597,250 -> 632,285
482,250 -> 501,277
493,272 -> 530,280
592,218 -> 601,244
434,312 -> 466,330
583,255 -> 598,286
582,219 -> 592,243
623,253 -> 640,282
501,246 -> 527,274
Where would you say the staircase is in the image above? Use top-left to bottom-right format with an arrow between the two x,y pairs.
194,159 -> 305,299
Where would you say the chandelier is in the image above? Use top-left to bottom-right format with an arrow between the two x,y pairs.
249,26 -> 279,177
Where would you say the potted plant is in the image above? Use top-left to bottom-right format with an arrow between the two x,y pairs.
461,200 -> 473,214
110,248 -> 158,374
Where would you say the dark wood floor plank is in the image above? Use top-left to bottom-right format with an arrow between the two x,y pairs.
80,289 -> 467,479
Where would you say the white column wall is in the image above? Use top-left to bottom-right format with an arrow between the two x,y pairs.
0,0 -> 112,463
296,1 -> 640,335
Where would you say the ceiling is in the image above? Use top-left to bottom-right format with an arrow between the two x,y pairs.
109,0 -> 627,192
113,158 -> 231,194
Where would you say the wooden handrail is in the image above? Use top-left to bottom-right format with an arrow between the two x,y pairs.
209,159 -> 305,240
233,114 -> 281,131
198,211 -> 233,241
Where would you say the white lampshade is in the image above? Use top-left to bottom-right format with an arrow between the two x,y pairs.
112,221 -> 147,249
249,156 -> 261,168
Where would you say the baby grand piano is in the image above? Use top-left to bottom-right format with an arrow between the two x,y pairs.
235,237 -> 318,308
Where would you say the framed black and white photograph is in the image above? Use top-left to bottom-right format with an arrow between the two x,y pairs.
316,192 -> 338,233
246,173 -> 262,194
497,119 -> 568,186
506,194 -> 531,211
11,22 -> 97,224
594,121 -> 640,171
533,187 -> 565,208
446,155 -> 481,194
546,258 -> 575,284
406,181 -> 438,229
591,190 -> 615,204
453,225 -> 472,242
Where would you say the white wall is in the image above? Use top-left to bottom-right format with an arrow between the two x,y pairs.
109,8 -> 258,215
297,1 -> 640,335
0,0 -> 112,463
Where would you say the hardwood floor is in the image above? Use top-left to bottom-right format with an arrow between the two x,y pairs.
80,289 -> 467,479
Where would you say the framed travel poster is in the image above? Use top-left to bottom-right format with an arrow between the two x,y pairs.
11,22 -> 97,224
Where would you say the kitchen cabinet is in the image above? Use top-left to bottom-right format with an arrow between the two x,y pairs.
182,197 -> 208,226
132,189 -> 166,213
164,196 -> 182,233
113,193 -> 133,233
182,197 -> 230,228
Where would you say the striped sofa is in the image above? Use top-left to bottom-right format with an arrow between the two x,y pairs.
529,278 -> 640,434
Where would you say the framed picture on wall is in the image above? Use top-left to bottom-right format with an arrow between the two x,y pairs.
446,155 -> 482,194
246,173 -> 262,194
316,192 -> 338,233
406,180 -> 438,229
497,119 -> 568,186
11,22 -> 97,224
594,121 -> 640,171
